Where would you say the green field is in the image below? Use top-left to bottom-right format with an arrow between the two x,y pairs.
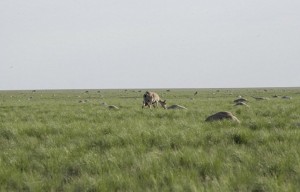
0,88 -> 299,191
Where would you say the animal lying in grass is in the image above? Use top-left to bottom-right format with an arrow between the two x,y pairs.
101,102 -> 119,109
234,98 -> 247,103
142,91 -> 167,109
234,102 -> 249,107
167,104 -> 187,110
108,105 -> 119,109
205,111 -> 240,123
252,96 -> 269,100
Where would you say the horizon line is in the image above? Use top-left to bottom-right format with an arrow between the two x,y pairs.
1,86 -> 299,92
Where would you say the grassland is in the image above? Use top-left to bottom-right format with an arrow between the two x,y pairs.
0,88 -> 300,191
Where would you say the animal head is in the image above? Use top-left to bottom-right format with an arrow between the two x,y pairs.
159,100 -> 167,109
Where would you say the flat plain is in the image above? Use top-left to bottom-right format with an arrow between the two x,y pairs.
0,88 -> 300,191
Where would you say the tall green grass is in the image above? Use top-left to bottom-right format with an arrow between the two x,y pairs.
0,88 -> 299,191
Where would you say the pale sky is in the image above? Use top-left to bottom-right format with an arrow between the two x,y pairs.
1,0 -> 300,90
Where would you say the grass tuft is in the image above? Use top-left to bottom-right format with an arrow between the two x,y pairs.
0,88 -> 299,191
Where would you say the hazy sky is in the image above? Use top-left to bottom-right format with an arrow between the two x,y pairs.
1,0 -> 300,90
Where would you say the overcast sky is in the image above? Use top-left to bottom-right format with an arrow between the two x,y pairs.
1,0 -> 299,90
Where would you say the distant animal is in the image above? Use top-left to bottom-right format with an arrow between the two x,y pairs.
108,105 -> 119,109
142,91 -> 167,109
205,111 -> 240,123
101,102 -> 108,106
252,96 -> 269,100
167,104 -> 187,110
282,96 -> 292,99
234,102 -> 249,107
194,91 -> 198,96
234,98 -> 247,103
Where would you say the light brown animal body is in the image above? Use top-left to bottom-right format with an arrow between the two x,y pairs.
142,91 -> 167,109
205,111 -> 240,123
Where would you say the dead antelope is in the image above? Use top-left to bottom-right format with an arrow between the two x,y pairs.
234,102 -> 249,107
234,98 -> 247,103
167,104 -> 187,110
142,91 -> 167,109
252,96 -> 269,101
205,111 -> 240,123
